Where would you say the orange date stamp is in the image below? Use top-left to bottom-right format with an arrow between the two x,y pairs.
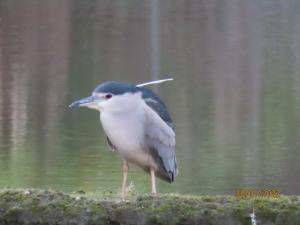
235,188 -> 280,198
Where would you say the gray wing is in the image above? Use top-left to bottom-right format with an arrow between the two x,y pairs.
144,98 -> 174,130
139,86 -> 174,129
143,100 -> 178,182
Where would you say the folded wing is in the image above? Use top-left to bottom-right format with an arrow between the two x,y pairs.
142,89 -> 178,182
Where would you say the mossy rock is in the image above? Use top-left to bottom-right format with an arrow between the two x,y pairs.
0,189 -> 299,225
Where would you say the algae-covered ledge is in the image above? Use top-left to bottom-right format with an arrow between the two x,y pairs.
0,189 -> 299,225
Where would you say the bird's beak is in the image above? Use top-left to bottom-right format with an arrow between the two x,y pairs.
69,95 -> 102,108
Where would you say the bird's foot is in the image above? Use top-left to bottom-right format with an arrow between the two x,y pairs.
150,192 -> 158,197
125,181 -> 135,193
120,197 -> 128,202
120,182 -> 135,202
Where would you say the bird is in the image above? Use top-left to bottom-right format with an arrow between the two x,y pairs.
69,79 -> 178,200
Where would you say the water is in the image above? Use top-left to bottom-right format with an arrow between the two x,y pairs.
0,0 -> 300,195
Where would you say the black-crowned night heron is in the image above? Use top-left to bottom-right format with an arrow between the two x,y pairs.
69,79 -> 178,199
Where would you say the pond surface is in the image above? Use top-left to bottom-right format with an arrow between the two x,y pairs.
0,0 -> 300,195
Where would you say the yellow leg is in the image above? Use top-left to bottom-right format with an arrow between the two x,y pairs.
150,168 -> 157,194
121,160 -> 128,201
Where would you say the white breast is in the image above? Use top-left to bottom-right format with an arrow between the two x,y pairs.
100,104 -> 150,166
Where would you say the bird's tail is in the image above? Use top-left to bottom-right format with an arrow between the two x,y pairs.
147,147 -> 178,183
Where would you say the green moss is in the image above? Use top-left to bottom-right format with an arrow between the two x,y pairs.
1,189 -> 300,225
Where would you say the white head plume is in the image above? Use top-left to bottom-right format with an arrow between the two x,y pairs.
136,78 -> 174,87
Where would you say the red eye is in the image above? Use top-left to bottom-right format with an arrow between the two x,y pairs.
105,94 -> 112,99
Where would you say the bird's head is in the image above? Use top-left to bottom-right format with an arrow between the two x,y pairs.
69,81 -> 142,113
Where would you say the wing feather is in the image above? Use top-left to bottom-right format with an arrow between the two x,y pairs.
143,101 -> 178,182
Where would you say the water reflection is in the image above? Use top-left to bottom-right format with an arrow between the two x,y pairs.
0,0 -> 300,195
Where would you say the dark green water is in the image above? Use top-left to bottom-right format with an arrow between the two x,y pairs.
0,0 -> 300,195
